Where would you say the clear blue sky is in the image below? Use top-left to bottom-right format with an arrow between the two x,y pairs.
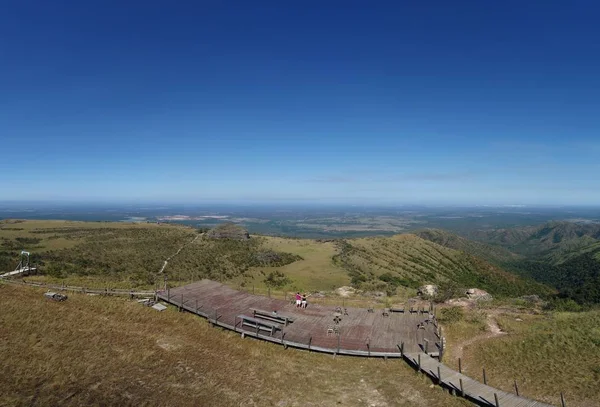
1,1 -> 599,205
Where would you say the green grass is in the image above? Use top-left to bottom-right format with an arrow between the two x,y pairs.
234,237 -> 351,292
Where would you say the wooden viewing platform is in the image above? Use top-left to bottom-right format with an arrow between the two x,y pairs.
157,280 -> 441,357
158,280 -> 558,407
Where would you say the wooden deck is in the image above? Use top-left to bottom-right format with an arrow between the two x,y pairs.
404,353 -> 555,407
157,279 -> 440,357
157,280 -> 557,407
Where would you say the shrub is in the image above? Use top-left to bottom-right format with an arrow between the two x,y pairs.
438,306 -> 464,324
263,271 -> 290,288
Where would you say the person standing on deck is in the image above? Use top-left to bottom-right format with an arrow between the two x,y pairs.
301,293 -> 309,308
295,292 -> 302,307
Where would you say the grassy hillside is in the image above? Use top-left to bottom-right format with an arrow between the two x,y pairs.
415,229 -> 522,265
419,223 -> 600,305
332,234 -> 552,298
0,283 -> 470,407
465,310 -> 600,407
0,220 -> 302,289
468,221 -> 600,262
2,220 -> 551,301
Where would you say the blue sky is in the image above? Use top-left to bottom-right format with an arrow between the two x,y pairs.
1,1 -> 599,205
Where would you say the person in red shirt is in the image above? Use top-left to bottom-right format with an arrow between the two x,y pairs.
295,292 -> 302,307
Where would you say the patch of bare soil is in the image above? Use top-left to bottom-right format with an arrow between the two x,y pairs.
455,313 -> 506,360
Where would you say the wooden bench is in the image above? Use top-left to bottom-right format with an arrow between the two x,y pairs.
238,315 -> 279,336
251,309 -> 294,326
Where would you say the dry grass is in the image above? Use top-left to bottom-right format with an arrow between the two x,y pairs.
440,303 -> 600,407
464,310 -> 600,407
0,283 -> 470,407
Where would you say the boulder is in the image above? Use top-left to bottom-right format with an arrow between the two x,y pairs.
336,286 -> 356,297
466,288 -> 493,302
418,284 -> 438,297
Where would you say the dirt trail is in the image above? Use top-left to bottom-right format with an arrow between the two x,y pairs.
159,234 -> 201,274
454,313 -> 506,360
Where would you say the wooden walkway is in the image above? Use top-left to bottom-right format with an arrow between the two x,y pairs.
404,352 -> 555,407
157,279 -> 441,357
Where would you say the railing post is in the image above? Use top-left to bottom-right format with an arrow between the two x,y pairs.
483,368 -> 487,385
514,379 -> 519,396
367,342 -> 370,357
459,378 -> 464,397
417,354 -> 421,371
424,339 -> 429,354
494,393 -> 500,407
437,366 -> 441,384
458,358 -> 462,373
308,336 -> 312,352
561,392 -> 566,407
337,334 -> 341,353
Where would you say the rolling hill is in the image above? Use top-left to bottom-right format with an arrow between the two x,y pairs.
0,220 -> 550,300
419,221 -> 600,304
332,234 -> 552,298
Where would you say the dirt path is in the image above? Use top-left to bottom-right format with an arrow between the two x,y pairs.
454,313 -> 506,360
159,234 -> 201,274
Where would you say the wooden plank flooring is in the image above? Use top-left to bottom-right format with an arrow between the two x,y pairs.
157,279 -> 439,356
157,280 -> 556,407
404,353 -> 555,407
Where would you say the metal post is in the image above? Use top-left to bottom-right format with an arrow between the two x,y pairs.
514,380 -> 519,396
494,393 -> 499,407
437,366 -> 441,384
458,358 -> 462,373
417,354 -> 421,371
308,336 -> 312,351
459,378 -> 464,397
483,368 -> 487,385
400,342 -> 404,357
561,392 -> 566,407
367,343 -> 370,357
337,334 -> 341,353
424,339 -> 429,354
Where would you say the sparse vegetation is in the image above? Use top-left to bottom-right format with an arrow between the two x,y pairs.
438,306 -> 464,324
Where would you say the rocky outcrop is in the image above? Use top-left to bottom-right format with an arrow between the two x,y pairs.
466,288 -> 493,301
205,223 -> 250,240
418,284 -> 438,298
